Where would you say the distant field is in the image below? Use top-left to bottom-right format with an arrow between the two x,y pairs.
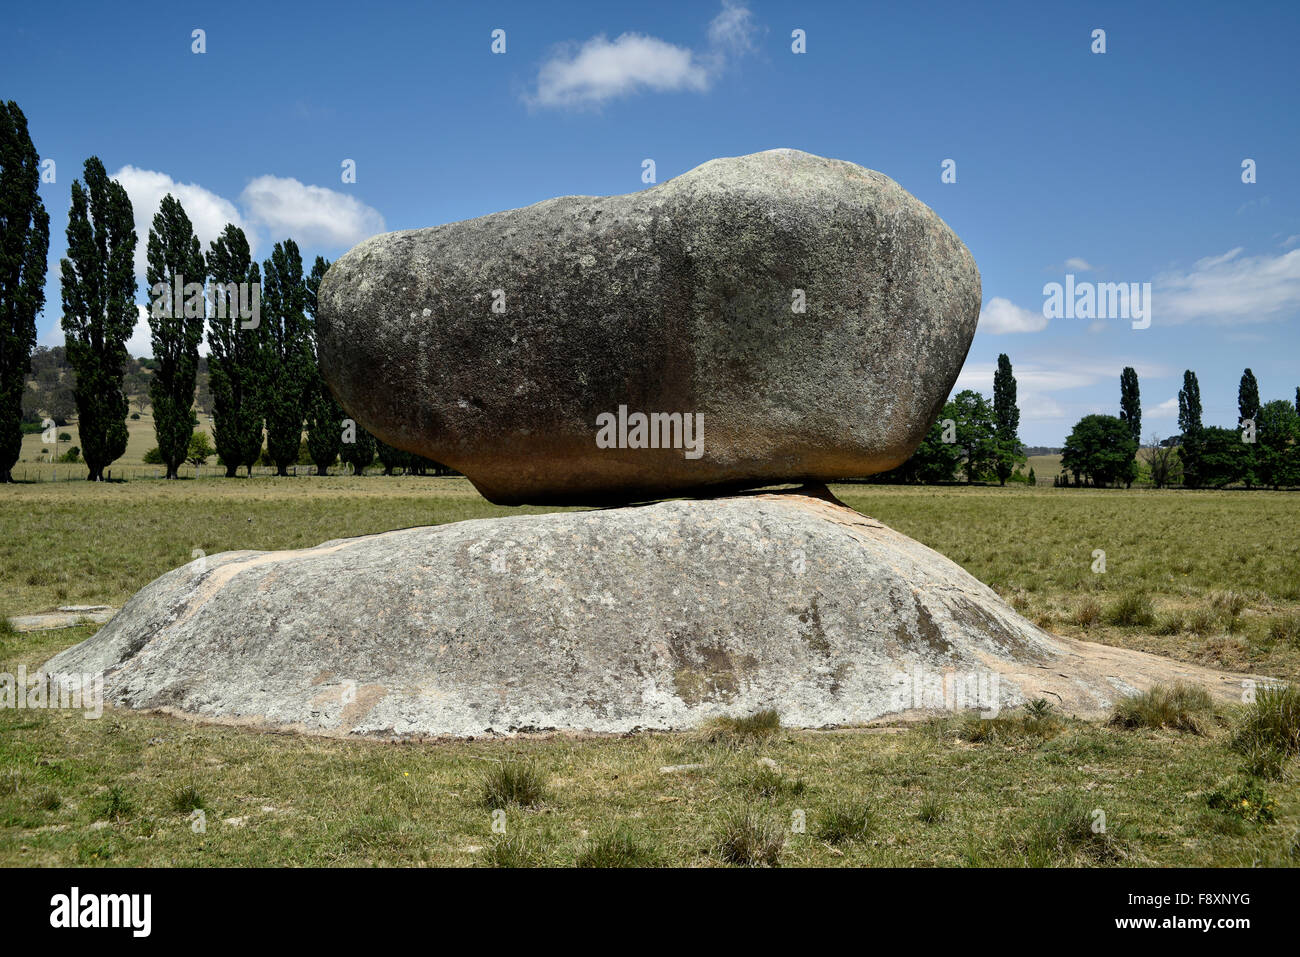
2,477 -> 1297,867
16,411 -> 218,481
1025,453 -> 1062,482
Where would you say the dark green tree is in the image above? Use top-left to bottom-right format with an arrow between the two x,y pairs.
992,353 -> 1023,485
951,389 -> 999,483
261,240 -> 311,476
60,158 -> 135,481
303,256 -> 342,475
1061,414 -> 1138,487
1177,370 -> 1204,487
0,101 -> 50,483
1196,426 -> 1247,488
877,402 -> 963,483
1118,366 -> 1141,488
1255,399 -> 1300,490
377,438 -> 410,475
207,225 -> 264,476
145,194 -> 205,479
339,420 -> 376,475
1237,368 -> 1261,488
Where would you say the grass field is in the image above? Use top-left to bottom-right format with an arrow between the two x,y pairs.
2,477 -> 1298,866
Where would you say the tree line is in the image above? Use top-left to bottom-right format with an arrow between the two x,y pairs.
0,100 -> 437,482
1053,366 -> 1299,490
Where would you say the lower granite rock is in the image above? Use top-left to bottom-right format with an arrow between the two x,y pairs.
42,488 -> 1251,737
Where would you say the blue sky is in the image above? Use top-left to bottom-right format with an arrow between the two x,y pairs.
3,0 -> 1297,445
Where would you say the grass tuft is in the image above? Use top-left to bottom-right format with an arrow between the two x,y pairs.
575,826 -> 659,868
1108,683 -> 1214,734
713,807 -> 785,866
814,800 -> 873,845
697,709 -> 781,747
479,759 -> 547,809
1104,592 -> 1155,627
1231,683 -> 1300,778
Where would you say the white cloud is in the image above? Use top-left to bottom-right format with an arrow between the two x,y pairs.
707,0 -> 758,56
1194,247 -> 1243,270
977,297 -> 1048,334
113,166 -> 250,280
530,2 -> 755,108
1281,234 -> 1299,248
1064,257 -> 1094,271
954,357 -> 1170,423
239,175 -> 385,249
1155,247 -> 1300,324
1147,397 -> 1179,419
125,304 -> 152,360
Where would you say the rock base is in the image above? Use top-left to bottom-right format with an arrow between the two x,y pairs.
43,488 -> 1249,737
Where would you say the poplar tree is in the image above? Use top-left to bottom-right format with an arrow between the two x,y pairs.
146,194 -> 205,479
992,353 -> 1023,485
60,158 -> 135,481
261,239 -> 311,476
0,101 -> 50,482
1119,367 -> 1141,446
1178,370 -> 1204,488
1237,368 -> 1260,488
207,224 -> 264,476
303,256 -> 342,475
1118,367 -> 1141,487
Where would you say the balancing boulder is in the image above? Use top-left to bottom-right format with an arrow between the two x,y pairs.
317,149 -> 981,505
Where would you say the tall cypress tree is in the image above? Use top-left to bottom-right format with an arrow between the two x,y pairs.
339,422 -> 376,475
1238,368 -> 1260,426
146,194 -> 205,479
207,224 -> 264,476
0,101 -> 50,483
303,256 -> 342,475
1177,370 -> 1204,488
992,353 -> 1022,486
1118,366 -> 1141,487
261,239 -> 311,476
1237,368 -> 1260,489
60,158 -> 135,481
1119,367 -> 1141,446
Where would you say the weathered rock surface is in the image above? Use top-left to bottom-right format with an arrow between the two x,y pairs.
42,489 -> 1248,738
318,149 -> 981,505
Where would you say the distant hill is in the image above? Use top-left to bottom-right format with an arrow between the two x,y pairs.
1024,446 -> 1062,456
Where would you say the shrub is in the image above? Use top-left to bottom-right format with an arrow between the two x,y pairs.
814,800 -> 873,844
714,807 -> 785,866
1104,592 -> 1155,627
1153,613 -> 1185,636
1188,607 -> 1218,637
1267,616 -> 1300,647
479,759 -> 547,808
1205,777 -> 1278,823
1108,683 -> 1214,734
1072,598 -> 1101,629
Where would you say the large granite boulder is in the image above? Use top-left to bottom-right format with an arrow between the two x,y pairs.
318,150 -> 980,505
42,489 -> 1247,738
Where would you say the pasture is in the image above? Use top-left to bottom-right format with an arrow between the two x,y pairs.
2,477 -> 1298,866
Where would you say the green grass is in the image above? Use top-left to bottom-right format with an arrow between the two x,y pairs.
2,479 -> 1300,866
1109,683 -> 1216,735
